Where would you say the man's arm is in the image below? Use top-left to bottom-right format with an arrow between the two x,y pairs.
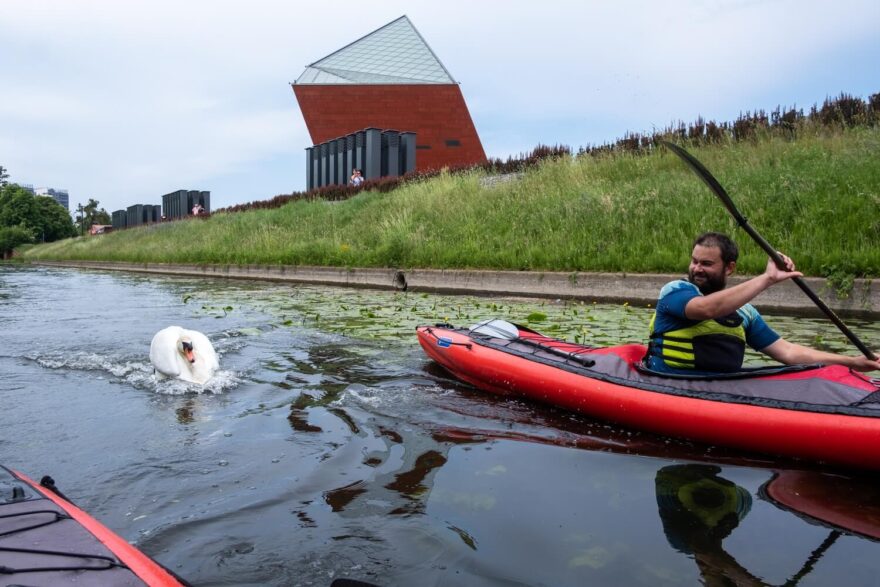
685,254 -> 802,320
762,339 -> 880,372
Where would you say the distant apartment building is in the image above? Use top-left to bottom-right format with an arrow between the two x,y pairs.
162,190 -> 210,220
36,187 -> 69,210
20,184 -> 35,194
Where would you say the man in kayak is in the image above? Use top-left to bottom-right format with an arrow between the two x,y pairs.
646,232 -> 880,375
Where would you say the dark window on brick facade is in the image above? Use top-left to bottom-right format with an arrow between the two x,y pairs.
445,139 -> 461,147
416,144 -> 431,150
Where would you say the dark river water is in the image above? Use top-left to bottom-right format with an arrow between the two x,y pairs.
2,265 -> 879,586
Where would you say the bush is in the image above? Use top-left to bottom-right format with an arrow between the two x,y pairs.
0,225 -> 35,259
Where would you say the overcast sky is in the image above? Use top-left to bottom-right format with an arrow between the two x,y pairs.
2,0 -> 877,214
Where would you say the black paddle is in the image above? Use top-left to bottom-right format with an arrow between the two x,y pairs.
661,140 -> 876,361
469,319 -> 596,367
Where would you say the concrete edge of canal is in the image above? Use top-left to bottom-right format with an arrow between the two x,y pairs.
29,260 -> 880,319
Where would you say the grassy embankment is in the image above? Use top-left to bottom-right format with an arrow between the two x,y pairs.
21,126 -> 880,279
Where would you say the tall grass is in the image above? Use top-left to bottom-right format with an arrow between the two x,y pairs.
22,126 -> 880,278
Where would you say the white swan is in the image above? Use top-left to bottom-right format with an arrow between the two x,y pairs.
149,326 -> 219,385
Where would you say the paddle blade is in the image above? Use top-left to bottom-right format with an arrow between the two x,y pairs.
661,141 -> 745,223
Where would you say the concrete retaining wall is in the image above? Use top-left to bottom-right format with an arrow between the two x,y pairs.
31,260 -> 879,318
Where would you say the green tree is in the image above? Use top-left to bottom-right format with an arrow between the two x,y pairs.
94,208 -> 111,225
0,184 -> 76,242
0,184 -> 38,227
78,198 -> 111,232
0,166 -> 8,187
34,196 -> 77,241
0,225 -> 34,258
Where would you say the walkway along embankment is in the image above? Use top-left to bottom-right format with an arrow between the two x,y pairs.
30,260 -> 879,319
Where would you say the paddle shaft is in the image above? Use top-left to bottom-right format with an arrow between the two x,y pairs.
662,141 -> 876,361
472,320 -> 596,367
741,220 -> 876,360
515,336 -> 595,367
782,531 -> 841,587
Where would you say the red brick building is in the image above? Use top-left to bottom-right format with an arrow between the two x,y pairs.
292,16 -> 486,175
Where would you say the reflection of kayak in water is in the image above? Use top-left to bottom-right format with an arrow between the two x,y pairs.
761,470 -> 880,541
417,320 -> 880,470
655,464 -> 752,555
0,464 -> 185,586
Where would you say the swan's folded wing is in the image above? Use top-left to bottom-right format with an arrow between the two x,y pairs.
149,327 -> 183,378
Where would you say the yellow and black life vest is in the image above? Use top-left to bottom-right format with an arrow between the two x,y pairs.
647,311 -> 747,373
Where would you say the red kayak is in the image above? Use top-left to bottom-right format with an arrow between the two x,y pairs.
761,470 -> 880,540
416,320 -> 880,471
0,464 -> 185,586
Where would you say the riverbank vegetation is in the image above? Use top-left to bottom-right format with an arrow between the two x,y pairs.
0,168 -> 78,257
20,97 -> 880,280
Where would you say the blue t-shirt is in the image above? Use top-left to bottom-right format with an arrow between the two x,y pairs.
648,280 -> 780,373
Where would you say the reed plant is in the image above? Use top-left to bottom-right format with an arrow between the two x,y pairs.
22,126 -> 880,279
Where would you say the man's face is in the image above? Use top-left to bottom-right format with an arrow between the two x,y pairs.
688,244 -> 734,295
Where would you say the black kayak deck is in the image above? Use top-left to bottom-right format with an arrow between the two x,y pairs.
1,465 -> 149,586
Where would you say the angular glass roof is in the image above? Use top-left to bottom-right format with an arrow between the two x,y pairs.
295,16 -> 456,85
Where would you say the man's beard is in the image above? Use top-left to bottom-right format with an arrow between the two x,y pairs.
688,269 -> 727,295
